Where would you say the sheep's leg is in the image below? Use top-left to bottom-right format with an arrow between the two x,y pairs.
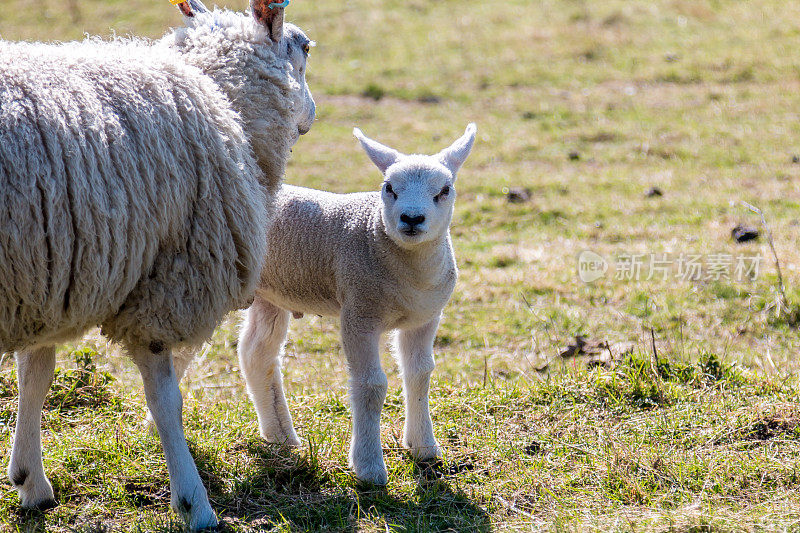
238,298 -> 299,446
397,318 -> 441,460
130,345 -> 217,531
8,346 -> 57,510
144,346 -> 197,434
341,314 -> 387,485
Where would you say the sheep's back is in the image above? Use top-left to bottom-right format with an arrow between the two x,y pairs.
0,40 -> 268,351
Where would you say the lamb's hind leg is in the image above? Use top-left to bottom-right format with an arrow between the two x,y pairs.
238,298 -> 299,446
397,317 -> 441,460
8,346 -> 57,510
129,344 -> 217,531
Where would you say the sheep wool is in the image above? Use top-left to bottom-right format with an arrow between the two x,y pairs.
0,38 -> 263,350
1,4 -> 315,529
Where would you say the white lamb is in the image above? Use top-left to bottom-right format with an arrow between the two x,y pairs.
0,0 -> 314,529
172,124 -> 476,484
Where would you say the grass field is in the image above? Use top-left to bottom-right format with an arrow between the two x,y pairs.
2,0 -> 800,530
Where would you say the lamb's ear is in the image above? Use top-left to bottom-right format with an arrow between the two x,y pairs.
175,0 -> 209,18
251,0 -> 288,43
353,128 -> 403,175
437,123 -> 477,177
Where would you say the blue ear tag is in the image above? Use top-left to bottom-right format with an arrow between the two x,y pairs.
269,0 -> 290,8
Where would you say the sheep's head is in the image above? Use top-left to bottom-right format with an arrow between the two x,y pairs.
170,0 -> 315,145
353,124 -> 477,249
281,23 -> 316,140
249,0 -> 315,140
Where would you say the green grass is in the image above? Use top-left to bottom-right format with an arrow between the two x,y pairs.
3,0 -> 800,530
4,351 -> 800,531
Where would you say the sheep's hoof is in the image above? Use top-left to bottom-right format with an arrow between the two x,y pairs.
174,495 -> 218,532
189,515 -> 219,532
191,517 -> 219,532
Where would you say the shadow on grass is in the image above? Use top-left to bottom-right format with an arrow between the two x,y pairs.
13,509 -> 47,533
191,439 -> 491,532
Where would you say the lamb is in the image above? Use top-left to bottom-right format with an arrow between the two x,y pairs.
0,0 -> 314,529
173,123 -> 476,484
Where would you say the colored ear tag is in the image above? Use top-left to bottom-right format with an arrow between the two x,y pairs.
172,0 -> 195,17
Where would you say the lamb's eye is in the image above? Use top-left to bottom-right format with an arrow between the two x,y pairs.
302,43 -> 310,55
385,182 -> 397,199
434,185 -> 450,203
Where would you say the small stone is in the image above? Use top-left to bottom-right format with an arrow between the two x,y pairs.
645,187 -> 663,197
731,224 -> 759,243
792,155 -> 799,164
524,441 -> 542,455
505,187 -> 531,203
568,151 -> 581,161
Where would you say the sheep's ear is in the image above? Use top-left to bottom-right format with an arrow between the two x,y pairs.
437,123 -> 477,177
175,0 -> 209,18
251,0 -> 288,43
353,128 -> 403,174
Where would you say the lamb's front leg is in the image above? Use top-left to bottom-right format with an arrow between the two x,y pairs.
238,298 -> 299,446
129,345 -> 217,531
8,346 -> 57,510
341,313 -> 387,485
397,317 -> 441,460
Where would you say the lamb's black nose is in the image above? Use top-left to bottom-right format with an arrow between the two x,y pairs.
400,214 -> 425,227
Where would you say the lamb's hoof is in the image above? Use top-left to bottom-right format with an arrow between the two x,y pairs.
260,429 -> 301,447
356,469 -> 388,486
352,461 -> 388,486
405,441 -> 441,461
17,477 -> 57,512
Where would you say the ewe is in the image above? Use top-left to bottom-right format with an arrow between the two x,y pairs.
0,0 -> 314,528
173,124 -> 477,484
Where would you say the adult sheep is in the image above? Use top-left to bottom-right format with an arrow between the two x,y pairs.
0,0 -> 315,529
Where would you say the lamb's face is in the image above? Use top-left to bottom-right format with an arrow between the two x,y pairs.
282,24 -> 316,142
353,124 -> 477,250
381,158 -> 456,247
